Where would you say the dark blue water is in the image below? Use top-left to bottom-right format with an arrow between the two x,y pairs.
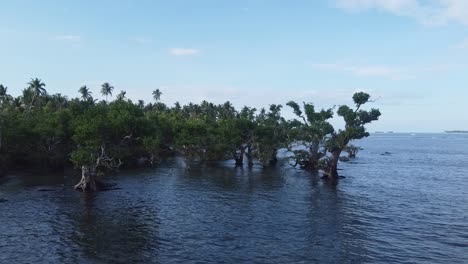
1,134 -> 467,263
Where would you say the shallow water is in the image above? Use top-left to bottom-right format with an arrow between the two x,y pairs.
1,133 -> 467,263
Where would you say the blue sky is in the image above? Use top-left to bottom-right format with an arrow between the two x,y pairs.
1,0 -> 468,132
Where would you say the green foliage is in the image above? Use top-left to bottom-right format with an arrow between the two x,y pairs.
324,92 -> 381,178
0,79 -> 381,181
352,92 -> 371,106
345,144 -> 363,158
78,85 -> 93,101
152,89 -> 162,102
25,78 -> 47,111
116,90 -> 127,101
286,101 -> 334,170
330,94 -> 381,149
252,104 -> 287,166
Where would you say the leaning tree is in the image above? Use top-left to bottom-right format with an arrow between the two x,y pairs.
71,100 -> 146,191
286,101 -> 334,170
324,92 -> 381,180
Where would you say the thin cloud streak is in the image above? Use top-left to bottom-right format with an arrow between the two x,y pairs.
334,0 -> 468,26
169,48 -> 200,56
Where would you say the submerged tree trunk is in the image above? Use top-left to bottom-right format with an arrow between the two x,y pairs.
269,149 -> 278,165
73,145 -> 122,192
308,141 -> 320,170
247,146 -> 254,166
234,147 -> 245,167
0,110 -> 3,151
0,115 -> 4,175
325,149 -> 341,181
74,165 -> 98,192
148,153 -> 161,166
346,147 -> 360,158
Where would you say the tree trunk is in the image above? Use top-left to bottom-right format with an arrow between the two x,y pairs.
148,153 -> 160,166
28,94 -> 37,112
74,165 -> 98,192
309,141 -> 320,170
234,147 -> 244,167
326,149 -> 341,181
0,112 -> 5,175
269,149 -> 278,165
247,146 -> 254,166
0,107 -> 3,151
0,123 -> 2,151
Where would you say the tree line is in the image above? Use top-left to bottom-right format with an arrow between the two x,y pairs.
0,79 -> 381,191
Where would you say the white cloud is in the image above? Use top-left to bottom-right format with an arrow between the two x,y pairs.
53,35 -> 81,42
334,0 -> 468,26
169,48 -> 200,56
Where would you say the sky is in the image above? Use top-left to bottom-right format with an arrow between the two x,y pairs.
1,0 -> 468,132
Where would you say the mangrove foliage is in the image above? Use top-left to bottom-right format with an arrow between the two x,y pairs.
0,79 -> 380,190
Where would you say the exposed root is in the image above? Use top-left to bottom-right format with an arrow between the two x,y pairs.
74,146 -> 123,192
74,166 -> 98,192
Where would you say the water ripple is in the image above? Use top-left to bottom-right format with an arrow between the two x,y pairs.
1,134 -> 468,263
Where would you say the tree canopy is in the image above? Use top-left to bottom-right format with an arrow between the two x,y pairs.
0,79 -> 380,186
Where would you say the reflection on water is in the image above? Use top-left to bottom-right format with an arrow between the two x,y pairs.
68,192 -> 160,263
1,134 -> 468,263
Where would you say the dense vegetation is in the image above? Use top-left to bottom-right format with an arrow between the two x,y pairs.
0,79 -> 380,191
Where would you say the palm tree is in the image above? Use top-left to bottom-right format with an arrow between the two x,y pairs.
0,84 -> 7,105
12,97 -> 23,111
173,102 -> 181,112
52,93 -> 68,109
27,78 -> 46,111
138,100 -> 145,109
152,89 -> 162,102
0,84 -> 10,151
116,90 -> 126,101
101,82 -> 114,102
78,85 -> 93,101
0,84 -> 6,96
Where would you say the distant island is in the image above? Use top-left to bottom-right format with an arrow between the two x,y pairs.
445,130 -> 468,133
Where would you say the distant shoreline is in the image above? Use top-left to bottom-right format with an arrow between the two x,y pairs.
371,131 -> 468,134
444,130 -> 468,134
